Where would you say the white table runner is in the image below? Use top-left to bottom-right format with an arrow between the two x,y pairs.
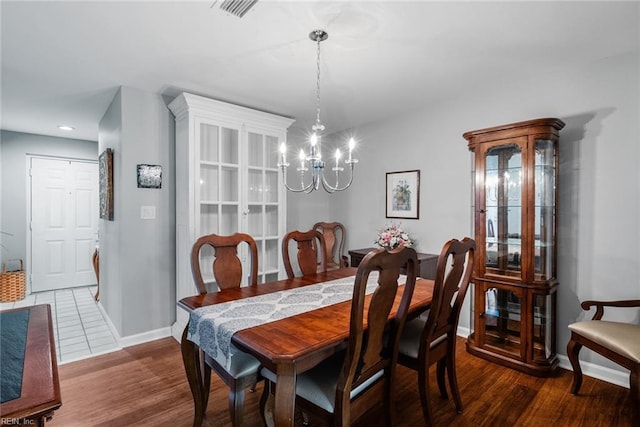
187,271 -> 405,371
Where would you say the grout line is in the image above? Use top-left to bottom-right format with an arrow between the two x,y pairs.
70,288 -> 90,354
17,286 -> 118,363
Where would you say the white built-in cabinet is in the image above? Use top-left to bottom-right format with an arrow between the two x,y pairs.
169,93 -> 295,339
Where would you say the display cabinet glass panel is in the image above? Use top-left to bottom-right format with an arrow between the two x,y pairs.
200,165 -> 219,201
484,144 -> 523,277
247,132 -> 263,168
248,169 -> 262,203
247,205 -> 263,237
200,124 -> 219,163
534,139 -> 556,280
220,128 -> 239,164
266,135 -> 279,169
200,205 -> 218,234
220,167 -> 239,202
482,285 -> 523,360
265,171 -> 278,203
220,205 -> 239,235
532,292 -> 555,361
264,239 -> 279,272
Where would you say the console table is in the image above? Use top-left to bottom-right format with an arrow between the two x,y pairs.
0,304 -> 61,426
348,248 -> 438,280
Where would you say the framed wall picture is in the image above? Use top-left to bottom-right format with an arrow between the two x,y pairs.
99,148 -> 114,221
137,164 -> 162,189
386,169 -> 420,219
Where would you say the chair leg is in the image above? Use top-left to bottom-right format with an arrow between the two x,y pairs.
229,385 -> 246,427
260,380 -> 275,427
384,373 -> 396,427
566,336 -> 584,395
202,362 -> 212,410
446,351 -> 463,414
436,359 -> 448,399
418,361 -> 435,426
630,367 -> 639,421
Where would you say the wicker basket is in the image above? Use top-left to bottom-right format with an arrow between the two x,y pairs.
1,259 -> 26,302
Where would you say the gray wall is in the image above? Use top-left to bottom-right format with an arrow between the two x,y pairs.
0,130 -> 98,266
98,86 -> 175,337
287,51 -> 640,374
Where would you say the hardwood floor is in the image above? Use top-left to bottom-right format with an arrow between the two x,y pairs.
48,337 -> 635,427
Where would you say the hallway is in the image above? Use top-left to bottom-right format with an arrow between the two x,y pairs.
0,286 -> 120,364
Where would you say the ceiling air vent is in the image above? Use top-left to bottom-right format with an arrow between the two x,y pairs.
214,0 -> 258,18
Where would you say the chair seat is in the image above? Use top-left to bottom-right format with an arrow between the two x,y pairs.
260,352 -> 384,413
398,316 -> 447,360
206,347 -> 261,379
568,320 -> 640,363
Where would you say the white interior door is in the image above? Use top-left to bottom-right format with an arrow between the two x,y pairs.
30,157 -> 98,292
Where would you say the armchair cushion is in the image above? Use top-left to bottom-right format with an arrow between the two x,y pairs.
568,321 -> 640,364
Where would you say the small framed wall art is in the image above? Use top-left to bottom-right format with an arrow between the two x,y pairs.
137,164 -> 162,189
386,169 -> 420,219
99,148 -> 114,220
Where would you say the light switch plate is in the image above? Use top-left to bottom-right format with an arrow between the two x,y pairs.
140,205 -> 156,219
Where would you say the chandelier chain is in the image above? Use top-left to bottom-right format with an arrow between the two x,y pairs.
315,35 -> 322,128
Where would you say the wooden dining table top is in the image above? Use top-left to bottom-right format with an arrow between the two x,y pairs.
0,304 -> 61,425
178,267 -> 435,369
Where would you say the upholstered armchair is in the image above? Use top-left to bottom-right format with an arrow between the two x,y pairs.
567,299 -> 640,420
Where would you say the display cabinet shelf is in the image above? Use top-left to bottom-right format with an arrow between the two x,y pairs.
464,118 -> 564,377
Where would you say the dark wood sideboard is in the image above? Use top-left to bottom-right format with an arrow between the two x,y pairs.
348,248 -> 438,280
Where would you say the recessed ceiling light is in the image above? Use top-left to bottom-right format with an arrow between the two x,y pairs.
58,125 -> 75,131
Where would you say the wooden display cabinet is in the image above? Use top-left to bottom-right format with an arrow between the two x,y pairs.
464,118 -> 564,376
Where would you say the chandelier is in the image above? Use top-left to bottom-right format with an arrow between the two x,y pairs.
278,29 -> 358,193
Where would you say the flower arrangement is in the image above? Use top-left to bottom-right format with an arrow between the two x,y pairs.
374,223 -> 414,250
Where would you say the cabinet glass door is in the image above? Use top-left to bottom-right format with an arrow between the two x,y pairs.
196,122 -> 241,289
247,130 -> 282,283
198,122 -> 240,236
532,291 -> 555,361
482,284 -> 524,359
484,142 -> 523,278
534,139 -> 556,280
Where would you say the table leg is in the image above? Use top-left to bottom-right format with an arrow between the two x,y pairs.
273,362 -> 296,427
181,325 -> 206,427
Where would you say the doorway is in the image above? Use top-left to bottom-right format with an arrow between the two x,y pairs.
29,156 -> 99,292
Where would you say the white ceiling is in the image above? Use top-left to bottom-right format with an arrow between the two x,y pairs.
1,1 -> 638,142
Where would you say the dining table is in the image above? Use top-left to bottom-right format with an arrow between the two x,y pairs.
0,304 -> 61,426
178,267 -> 435,427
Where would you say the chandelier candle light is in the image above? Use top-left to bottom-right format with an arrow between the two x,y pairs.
278,29 -> 358,193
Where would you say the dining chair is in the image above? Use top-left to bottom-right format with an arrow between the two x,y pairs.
260,246 -> 419,426
282,229 -> 327,279
567,299 -> 640,420
313,221 -> 349,269
396,237 -> 475,425
190,232 -> 261,427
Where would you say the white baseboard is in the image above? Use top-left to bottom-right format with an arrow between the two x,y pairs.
96,300 -> 172,348
556,354 -> 630,389
455,326 -> 630,390
96,300 -> 122,342
118,326 -> 172,348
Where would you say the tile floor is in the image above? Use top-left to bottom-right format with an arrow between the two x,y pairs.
0,286 -> 121,364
